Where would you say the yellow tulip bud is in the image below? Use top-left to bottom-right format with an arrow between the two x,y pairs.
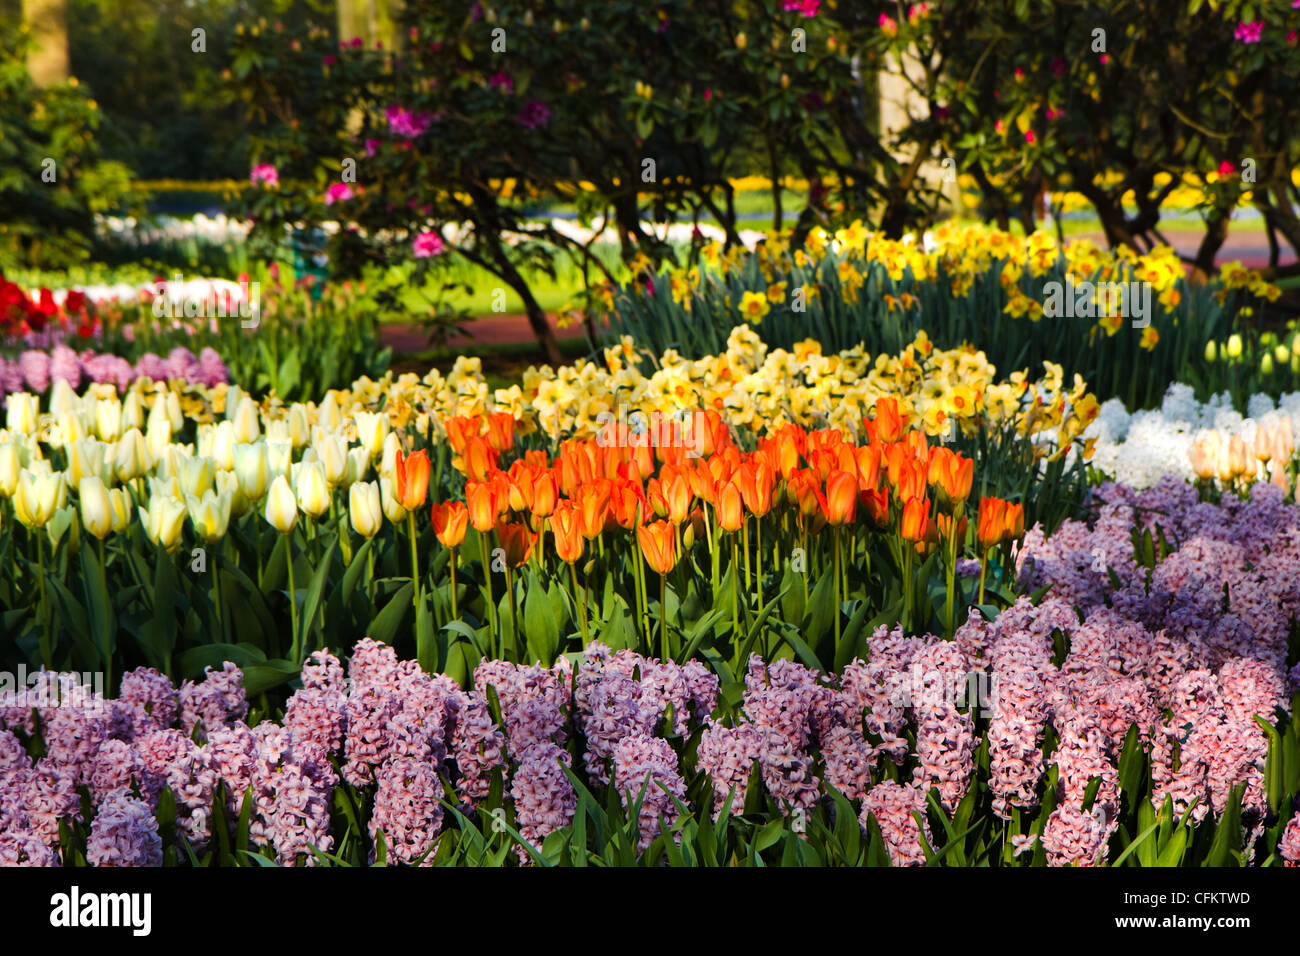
67,439 -> 108,487
1227,334 -> 1243,359
354,411 -> 389,460
292,460 -> 331,518
79,476 -> 114,540
379,475 -> 407,523
317,392 -> 341,431
109,488 -> 132,534
15,469 -> 62,529
186,488 -> 233,543
289,404 -> 311,449
265,475 -> 299,534
5,394 -> 39,435
115,428 -> 150,483
94,397 -> 123,443
140,495 -> 187,552
122,390 -> 145,431
0,442 -> 19,497
176,455 -> 216,499
315,432 -> 349,487
231,397 -> 261,444
233,443 -> 269,500
1205,340 -> 1217,363
349,480 -> 383,538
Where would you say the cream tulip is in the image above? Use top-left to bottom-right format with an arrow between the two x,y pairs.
315,432 -> 348,487
14,469 -> 63,528
379,475 -> 407,523
79,476 -> 114,540
349,480 -> 383,538
114,428 -> 150,483
109,488 -> 132,533
289,403 -> 311,449
5,394 -> 38,436
186,488 -> 233,543
344,446 -> 369,488
292,460 -> 331,518
354,411 -> 389,459
265,475 -> 299,533
140,496 -> 187,552
232,443 -> 270,500
231,397 -> 261,444
122,390 -> 145,431
318,392 -> 341,431
94,396 -> 123,443
176,455 -> 216,499
67,438 -> 109,486
0,441 -> 20,497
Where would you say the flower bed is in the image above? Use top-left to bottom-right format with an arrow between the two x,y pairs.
6,469 -> 1300,867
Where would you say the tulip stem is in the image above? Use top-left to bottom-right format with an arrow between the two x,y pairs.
407,511 -> 421,622
505,565 -> 519,658
449,550 -> 459,620
480,533 -> 498,657
660,572 -> 668,661
36,535 -> 51,668
212,551 -> 223,641
978,550 -> 988,607
730,533 -> 739,637
571,562 -> 588,643
636,546 -> 650,650
286,533 -> 300,664
367,545 -> 376,606
833,526 -> 842,653
741,519 -> 751,595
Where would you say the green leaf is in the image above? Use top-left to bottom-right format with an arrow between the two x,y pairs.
367,582 -> 414,645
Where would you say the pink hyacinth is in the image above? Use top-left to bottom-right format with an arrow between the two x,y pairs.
86,789 -> 163,867
613,734 -> 686,852
369,756 -> 445,865
860,781 -> 930,867
511,742 -> 577,860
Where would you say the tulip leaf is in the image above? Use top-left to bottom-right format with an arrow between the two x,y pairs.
241,659 -> 302,696
180,642 -> 267,680
342,538 -> 373,604
79,541 -> 116,673
804,566 -> 836,648
367,582 -> 414,646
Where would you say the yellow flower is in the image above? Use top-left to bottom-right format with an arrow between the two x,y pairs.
79,476 -> 114,540
1139,326 -> 1160,350
265,475 -> 299,534
738,291 -> 770,323
349,480 -> 383,538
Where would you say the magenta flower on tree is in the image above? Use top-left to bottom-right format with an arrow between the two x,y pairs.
413,231 -> 445,258
249,164 -> 279,187
515,100 -> 552,129
324,183 -> 355,205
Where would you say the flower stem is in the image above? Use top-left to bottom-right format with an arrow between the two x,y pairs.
286,533 -> 300,664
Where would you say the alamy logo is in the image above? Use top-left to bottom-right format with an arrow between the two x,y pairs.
1042,272 -> 1151,328
151,272 -> 260,328
0,666 -> 105,715
49,887 -> 152,936
594,406 -> 708,458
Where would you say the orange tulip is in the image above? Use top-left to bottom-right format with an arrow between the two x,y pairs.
735,461 -> 774,518
611,480 -> 644,529
393,448 -> 431,511
935,512 -> 967,545
496,521 -> 536,567
664,473 -> 692,526
577,479 -> 613,539
430,500 -> 469,549
861,487 -> 890,527
462,435 -> 499,482
466,481 -> 499,533
717,480 -> 745,532
507,463 -> 536,512
1005,502 -> 1025,542
787,469 -> 822,521
531,471 -> 558,518
550,501 -> 585,564
486,412 -> 516,452
977,497 -> 1008,551
868,397 -> 905,444
444,416 -> 482,455
855,445 -> 882,493
822,470 -> 858,526
637,520 -> 677,575
900,496 -> 931,542
929,447 -> 974,508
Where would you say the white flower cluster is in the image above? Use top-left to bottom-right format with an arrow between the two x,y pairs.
1084,383 -> 1300,488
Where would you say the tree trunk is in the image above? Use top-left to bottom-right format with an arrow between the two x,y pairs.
1191,215 -> 1229,282
23,0 -> 68,87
